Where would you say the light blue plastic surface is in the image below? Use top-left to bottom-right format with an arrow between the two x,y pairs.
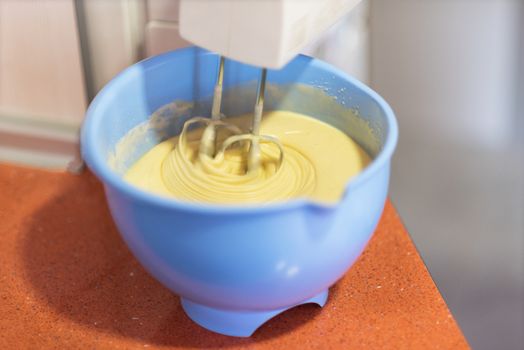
181,290 -> 328,337
81,47 -> 398,337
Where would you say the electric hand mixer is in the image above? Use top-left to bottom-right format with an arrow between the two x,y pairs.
178,0 -> 363,173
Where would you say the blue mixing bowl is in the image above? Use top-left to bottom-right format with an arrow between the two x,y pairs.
81,47 -> 398,337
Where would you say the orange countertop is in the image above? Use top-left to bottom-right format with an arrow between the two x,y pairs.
0,164 -> 469,349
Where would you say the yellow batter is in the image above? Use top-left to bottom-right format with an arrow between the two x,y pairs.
124,111 -> 370,204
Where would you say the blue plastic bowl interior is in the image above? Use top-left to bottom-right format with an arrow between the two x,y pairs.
81,47 -> 398,213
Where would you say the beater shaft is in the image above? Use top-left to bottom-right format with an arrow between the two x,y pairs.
211,56 -> 225,121
248,68 -> 267,172
199,56 -> 228,156
252,68 -> 266,136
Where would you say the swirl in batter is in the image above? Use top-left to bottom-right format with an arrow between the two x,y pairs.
124,110 -> 371,204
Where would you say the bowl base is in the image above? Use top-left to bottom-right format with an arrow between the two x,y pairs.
180,289 -> 329,337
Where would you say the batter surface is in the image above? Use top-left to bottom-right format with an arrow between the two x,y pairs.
124,110 -> 370,204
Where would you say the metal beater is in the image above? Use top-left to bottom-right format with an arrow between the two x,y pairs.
180,57 -> 284,173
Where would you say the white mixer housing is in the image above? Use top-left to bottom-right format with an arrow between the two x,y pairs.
179,0 -> 363,69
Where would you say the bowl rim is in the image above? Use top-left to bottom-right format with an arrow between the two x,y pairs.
81,47 -> 398,215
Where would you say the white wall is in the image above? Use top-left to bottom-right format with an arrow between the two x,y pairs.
370,1 -> 524,348
0,0 -> 87,169
77,0 -> 147,95
0,0 -> 86,124
371,0 -> 522,150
